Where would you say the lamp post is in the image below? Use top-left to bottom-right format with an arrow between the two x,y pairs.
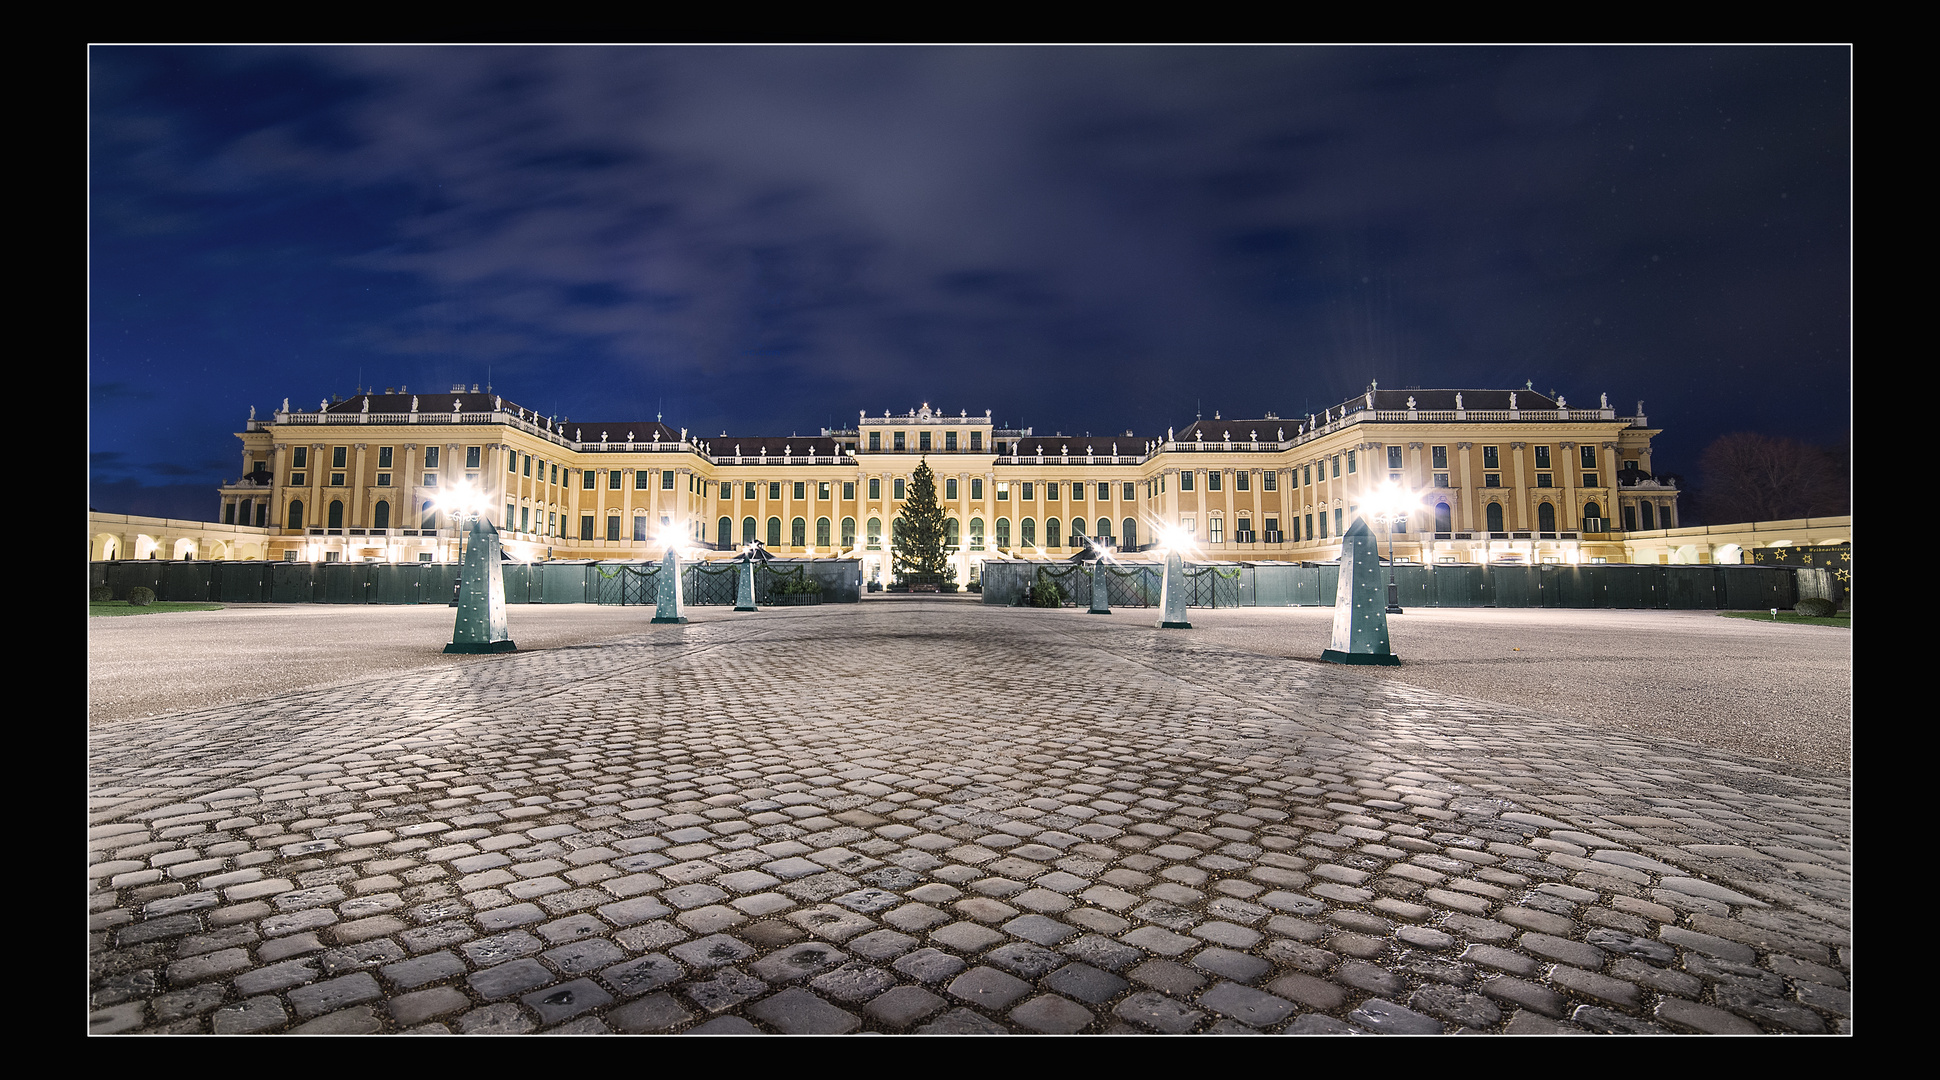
1369,483 -> 1420,615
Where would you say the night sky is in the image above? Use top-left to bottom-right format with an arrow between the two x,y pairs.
90,47 -> 1850,523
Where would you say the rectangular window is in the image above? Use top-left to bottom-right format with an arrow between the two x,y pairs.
1535,446 -> 1551,469
517,454 -> 527,477
330,473 -> 345,487
894,432 -> 906,451
1334,508 -> 1344,534
1021,482 -> 1034,501
1581,446 -> 1598,469
769,482 -> 781,500
1303,464 -> 1311,486
842,481 -> 854,500
1388,446 -> 1404,470
1236,472 -> 1249,492
1346,451 -> 1356,474
1434,472 -> 1450,488
1583,473 -> 1598,488
657,470 -> 671,490
419,447 -> 434,469
819,481 -> 831,500
793,481 -> 806,500
1624,460 -> 1639,472
721,482 -> 732,498
1483,446 -> 1500,470
869,478 -> 881,499
1331,456 -> 1341,478
1306,513 -> 1315,540
1433,446 -> 1448,469
580,515 -> 595,540
1208,471 -> 1222,492
378,447 -> 393,469
920,432 -> 932,451
332,446 -> 347,469
607,515 -> 621,541
971,431 -> 982,451
582,469 -> 595,490
1265,517 -> 1278,535
466,447 -> 481,469
551,464 -> 559,484
1180,472 -> 1194,492
971,478 -> 983,499
293,446 -> 310,468
946,478 -> 958,500
376,473 -> 390,487
1537,473 -> 1553,488
1123,482 -> 1136,500
894,478 -> 907,500
945,431 -> 957,451
996,481 -> 1009,500
520,507 -> 530,533
631,470 -> 646,490
1047,483 -> 1059,500
1262,472 -> 1276,492
869,432 -> 881,451
1485,474 -> 1501,488
745,482 -> 757,499
1209,517 -> 1223,544
633,516 -> 647,541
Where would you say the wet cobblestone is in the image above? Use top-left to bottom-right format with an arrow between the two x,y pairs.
89,604 -> 1851,1034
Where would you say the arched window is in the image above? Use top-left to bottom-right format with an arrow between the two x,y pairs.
791,517 -> 806,546
867,517 -> 882,549
1097,518 -> 1112,542
374,501 -> 391,530
945,519 -> 959,548
970,517 -> 985,550
1021,518 -> 1036,546
224,502 -> 236,525
1435,503 -> 1452,532
288,500 -> 304,530
1071,518 -> 1086,544
328,501 -> 344,529
1046,518 -> 1060,547
1537,503 -> 1556,532
767,517 -> 782,547
717,517 -> 733,548
816,517 -> 831,546
1486,503 -> 1504,532
1122,519 -> 1137,549
742,517 -> 757,544
1640,502 -> 1655,531
996,517 -> 1011,548
841,517 -> 856,548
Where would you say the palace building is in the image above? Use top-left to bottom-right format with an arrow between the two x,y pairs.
201,385 -> 1682,581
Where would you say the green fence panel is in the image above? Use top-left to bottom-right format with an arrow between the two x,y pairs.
368,563 -> 426,604
500,563 -> 533,604
1392,565 -> 1434,608
270,563 -> 315,602
212,562 -> 270,602
1249,565 -> 1290,607
1664,566 -> 1714,609
1317,564 -> 1340,606
1492,566 -> 1530,607
162,562 -> 211,602
540,563 -> 593,604
317,563 -> 369,603
1603,567 -> 1645,608
114,561 -> 163,602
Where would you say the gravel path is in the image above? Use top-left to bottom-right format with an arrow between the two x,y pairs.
86,602 -> 1851,775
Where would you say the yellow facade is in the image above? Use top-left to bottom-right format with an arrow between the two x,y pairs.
212,386 -> 1685,576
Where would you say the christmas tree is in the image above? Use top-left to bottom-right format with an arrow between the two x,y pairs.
893,456 -> 956,587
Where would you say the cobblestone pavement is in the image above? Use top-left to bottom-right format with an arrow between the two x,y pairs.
89,604 -> 1852,1035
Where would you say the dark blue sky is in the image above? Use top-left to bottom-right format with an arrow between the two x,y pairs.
90,47 -> 1850,521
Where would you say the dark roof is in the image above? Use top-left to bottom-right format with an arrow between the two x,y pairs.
1326,388 -> 1564,417
1008,435 -> 1149,457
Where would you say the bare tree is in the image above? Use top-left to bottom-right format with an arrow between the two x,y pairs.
1697,432 -> 1848,524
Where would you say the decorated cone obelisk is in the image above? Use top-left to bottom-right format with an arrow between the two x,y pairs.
445,513 -> 517,653
1158,548 -> 1191,629
652,544 -> 687,624
1089,559 -> 1111,614
1321,518 -> 1399,665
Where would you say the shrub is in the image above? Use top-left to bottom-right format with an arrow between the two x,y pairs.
1794,597 -> 1836,618
127,586 -> 155,607
91,586 -> 114,602
1029,569 -> 1064,608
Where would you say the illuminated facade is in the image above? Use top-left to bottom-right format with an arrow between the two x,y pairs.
206,385 -> 1686,577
